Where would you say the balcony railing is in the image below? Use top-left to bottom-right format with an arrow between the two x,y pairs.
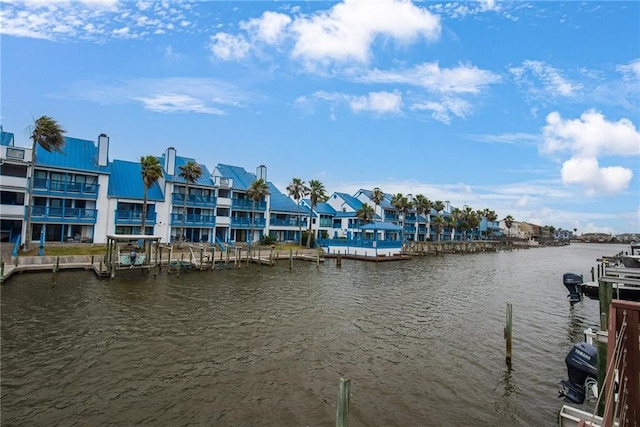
319,219 -> 333,227
171,193 -> 217,207
270,218 -> 308,227
170,213 -> 216,226
32,178 -> 99,198
230,217 -> 266,227
317,238 -> 402,249
114,210 -> 157,225
30,206 -> 97,223
232,199 -> 266,210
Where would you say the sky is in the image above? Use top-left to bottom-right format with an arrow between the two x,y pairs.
1,0 -> 639,235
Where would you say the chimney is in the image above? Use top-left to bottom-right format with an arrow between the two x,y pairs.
445,201 -> 450,213
164,147 -> 176,176
97,133 -> 109,166
256,164 -> 267,181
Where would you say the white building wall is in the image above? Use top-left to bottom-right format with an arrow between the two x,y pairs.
93,174 -> 112,243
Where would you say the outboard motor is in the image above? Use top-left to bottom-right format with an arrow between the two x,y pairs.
559,342 -> 597,404
563,273 -> 583,305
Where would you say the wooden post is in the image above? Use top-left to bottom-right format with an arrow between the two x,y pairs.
336,377 -> 350,427
316,246 -> 320,267
596,278 -> 613,416
1,258 -> 4,283
258,247 -> 261,269
591,266 -> 595,281
337,251 -> 342,267
289,248 -> 293,270
52,256 -> 60,287
211,247 -> 215,271
505,303 -> 513,366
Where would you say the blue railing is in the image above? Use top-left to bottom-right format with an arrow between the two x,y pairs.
270,218 -> 308,227
170,213 -> 216,226
171,193 -> 217,207
231,199 -> 266,210
114,210 -> 157,224
32,178 -> 99,198
319,219 -> 333,227
30,206 -> 97,223
230,217 -> 266,227
317,238 -> 402,249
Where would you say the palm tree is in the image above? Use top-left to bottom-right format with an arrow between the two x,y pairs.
356,203 -> 375,224
306,179 -> 327,248
247,178 -> 270,253
140,155 -> 163,235
24,116 -> 66,251
484,209 -> 498,240
286,178 -> 309,247
450,207 -> 462,241
432,215 -> 445,241
369,187 -> 384,220
445,215 -> 456,241
413,194 -> 431,241
504,215 -> 514,239
178,160 -> 202,245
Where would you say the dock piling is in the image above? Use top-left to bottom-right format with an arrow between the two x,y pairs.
336,377 -> 350,427
505,303 -> 513,366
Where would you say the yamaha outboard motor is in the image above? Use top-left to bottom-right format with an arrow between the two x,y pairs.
559,342 -> 597,404
563,273 -> 583,305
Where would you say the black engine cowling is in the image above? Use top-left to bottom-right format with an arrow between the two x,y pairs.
559,342 -> 597,404
563,273 -> 583,305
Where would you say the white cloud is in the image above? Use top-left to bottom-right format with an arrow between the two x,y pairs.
510,60 -> 582,97
134,94 -> 226,115
360,62 -> 501,94
209,32 -> 251,61
291,0 -> 440,65
541,110 -> 639,196
560,157 -> 633,196
411,97 -> 471,124
309,90 -> 403,116
350,91 -> 403,114
542,110 -> 640,157
616,58 -> 640,80
240,11 -> 291,45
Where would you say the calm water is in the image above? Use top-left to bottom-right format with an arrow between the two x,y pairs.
1,243 -> 627,426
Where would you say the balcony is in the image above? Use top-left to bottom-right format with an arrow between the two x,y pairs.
319,219 -> 333,227
31,206 -> 97,223
404,215 -> 417,222
171,193 -> 217,208
114,210 -> 157,225
232,198 -> 266,211
231,217 -> 266,228
270,218 -> 308,227
32,178 -> 99,199
170,213 -> 216,227
385,214 -> 399,221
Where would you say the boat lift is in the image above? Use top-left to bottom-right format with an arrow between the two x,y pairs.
105,234 -> 162,278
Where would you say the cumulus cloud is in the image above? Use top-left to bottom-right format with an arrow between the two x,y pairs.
542,110 -> 640,157
290,0 -> 440,65
560,157 -> 633,196
240,11 -> 291,45
541,110 -> 640,196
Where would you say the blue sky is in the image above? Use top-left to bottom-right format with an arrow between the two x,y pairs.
1,0 -> 639,234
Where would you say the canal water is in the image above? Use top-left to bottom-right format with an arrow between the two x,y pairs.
1,243 -> 626,426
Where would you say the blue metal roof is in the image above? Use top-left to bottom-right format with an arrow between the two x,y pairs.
108,159 -> 164,201
313,201 -> 336,215
334,211 -> 357,218
334,192 -> 363,211
214,164 -> 256,190
1,131 -> 14,146
35,136 -> 110,173
164,155 -> 215,187
361,221 -> 402,231
268,182 -> 306,213
357,188 -> 393,209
